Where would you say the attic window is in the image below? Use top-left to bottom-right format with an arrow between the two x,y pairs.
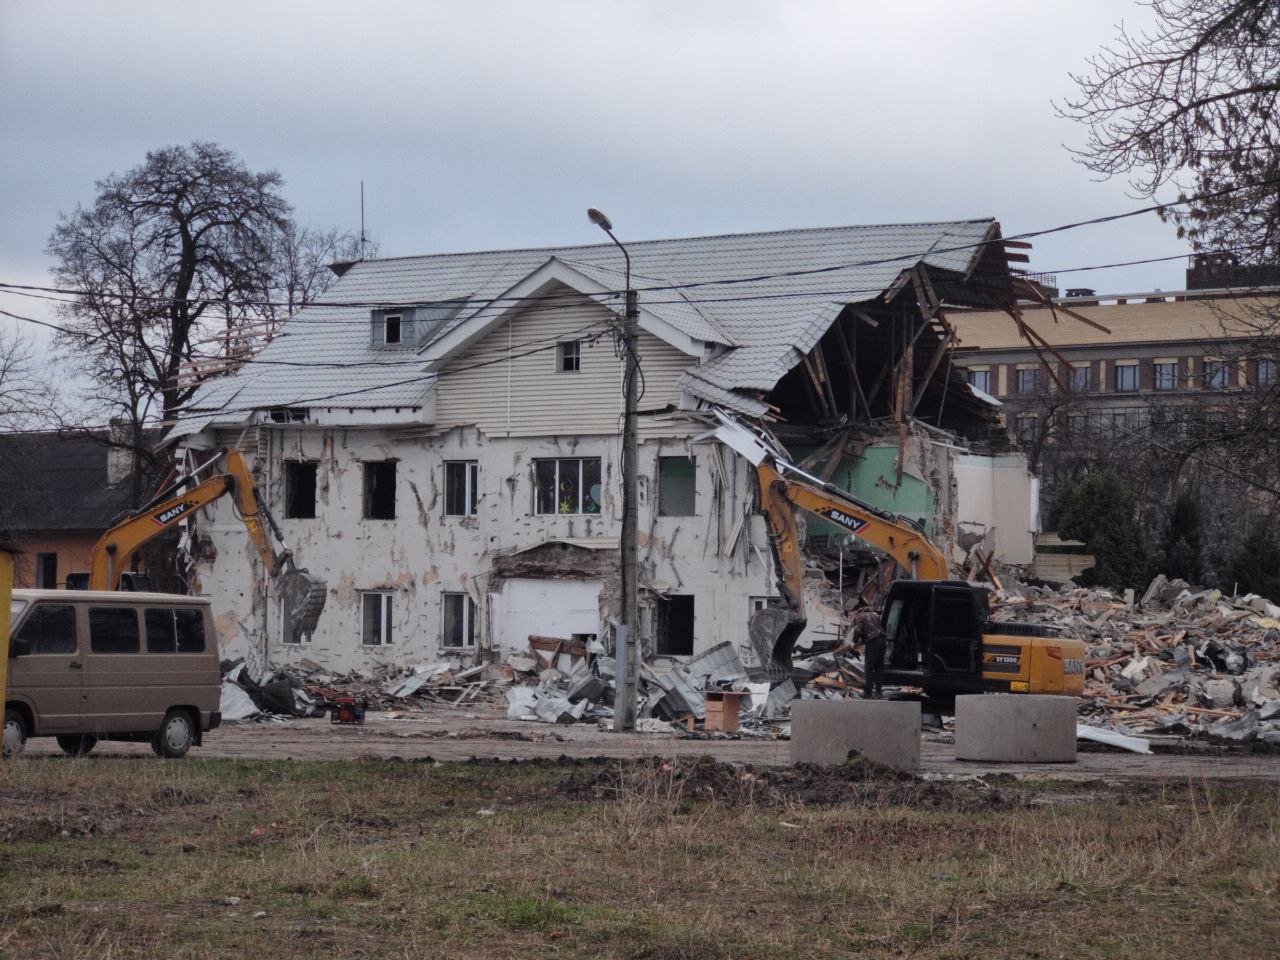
384,315 -> 402,345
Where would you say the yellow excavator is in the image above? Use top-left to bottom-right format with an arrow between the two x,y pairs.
68,450 -> 327,642
711,412 -> 1085,700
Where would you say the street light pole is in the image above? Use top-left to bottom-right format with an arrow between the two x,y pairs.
588,208 -> 639,732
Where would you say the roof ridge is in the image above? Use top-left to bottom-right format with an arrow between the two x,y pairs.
341,218 -> 998,266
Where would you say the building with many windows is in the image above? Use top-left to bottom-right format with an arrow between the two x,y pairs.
172,220 -> 1044,672
950,284 -> 1278,454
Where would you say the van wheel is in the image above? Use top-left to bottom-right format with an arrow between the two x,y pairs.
3,708 -> 28,759
56,735 -> 98,758
152,710 -> 194,759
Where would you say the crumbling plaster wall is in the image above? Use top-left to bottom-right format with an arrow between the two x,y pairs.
190,422 -> 841,672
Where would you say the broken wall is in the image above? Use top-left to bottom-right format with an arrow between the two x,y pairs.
187,422 -> 838,673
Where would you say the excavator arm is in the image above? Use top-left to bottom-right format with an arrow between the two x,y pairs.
711,411 -> 947,679
85,450 -> 327,641
88,451 -> 272,590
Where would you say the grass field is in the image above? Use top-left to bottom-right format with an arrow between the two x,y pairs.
1,755 -> 1278,959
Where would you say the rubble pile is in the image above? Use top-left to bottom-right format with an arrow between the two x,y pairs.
994,574 -> 1280,744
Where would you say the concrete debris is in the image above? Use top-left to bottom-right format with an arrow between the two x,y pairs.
994,572 -> 1280,743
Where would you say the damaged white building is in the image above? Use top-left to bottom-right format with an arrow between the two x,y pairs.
172,221 -> 1040,672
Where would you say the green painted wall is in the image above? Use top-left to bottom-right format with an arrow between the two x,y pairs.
794,445 -> 933,538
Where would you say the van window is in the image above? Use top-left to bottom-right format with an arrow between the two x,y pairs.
89,608 -> 140,654
145,608 -> 207,653
14,604 -> 77,654
10,598 -> 28,627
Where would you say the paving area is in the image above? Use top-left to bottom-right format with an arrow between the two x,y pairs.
23,704 -> 1280,780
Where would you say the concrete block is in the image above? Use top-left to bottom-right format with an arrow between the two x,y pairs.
955,694 -> 1077,763
790,700 -> 921,770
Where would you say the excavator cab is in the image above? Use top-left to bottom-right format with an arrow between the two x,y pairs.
881,580 -> 987,692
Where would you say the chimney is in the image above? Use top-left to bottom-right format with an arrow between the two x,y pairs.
106,418 -> 136,486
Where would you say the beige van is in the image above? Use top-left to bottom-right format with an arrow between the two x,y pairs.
5,590 -> 221,759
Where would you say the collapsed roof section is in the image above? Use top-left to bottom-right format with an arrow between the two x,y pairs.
173,219 -> 1024,438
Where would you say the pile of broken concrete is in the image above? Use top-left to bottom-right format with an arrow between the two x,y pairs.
993,574 -> 1280,745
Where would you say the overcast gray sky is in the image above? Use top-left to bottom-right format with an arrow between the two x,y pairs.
1,0 -> 1183,356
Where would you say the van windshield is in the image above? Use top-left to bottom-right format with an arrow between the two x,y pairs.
9,599 -> 27,626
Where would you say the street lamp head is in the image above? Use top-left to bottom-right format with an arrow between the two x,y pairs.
586,207 -> 613,232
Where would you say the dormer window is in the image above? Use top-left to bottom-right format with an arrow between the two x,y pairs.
384,315 -> 402,345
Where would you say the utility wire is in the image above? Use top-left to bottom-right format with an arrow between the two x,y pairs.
5,174 -> 1277,313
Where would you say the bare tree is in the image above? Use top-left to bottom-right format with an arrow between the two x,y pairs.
1058,0 -> 1280,259
47,142 -> 294,425
0,327 -> 46,432
45,143 -> 366,501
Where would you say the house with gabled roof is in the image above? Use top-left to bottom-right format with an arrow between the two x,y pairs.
173,219 -> 1039,672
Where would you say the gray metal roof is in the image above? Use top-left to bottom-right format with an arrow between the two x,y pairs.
180,219 -> 998,424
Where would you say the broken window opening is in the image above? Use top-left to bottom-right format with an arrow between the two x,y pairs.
534,457 -> 602,515
658,456 -> 696,516
35,552 -> 57,588
557,340 -> 581,372
749,596 -> 784,617
284,461 -> 318,519
384,314 -> 402,345
445,460 -> 479,516
361,592 -> 393,646
442,592 -> 477,649
362,461 -> 397,519
655,594 -> 695,656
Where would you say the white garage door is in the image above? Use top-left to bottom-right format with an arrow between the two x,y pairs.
491,578 -> 602,653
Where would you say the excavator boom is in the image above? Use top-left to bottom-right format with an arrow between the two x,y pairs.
84,450 -> 327,641
712,412 -> 947,678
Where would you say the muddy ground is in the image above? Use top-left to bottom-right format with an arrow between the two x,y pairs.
22,703 -> 1280,780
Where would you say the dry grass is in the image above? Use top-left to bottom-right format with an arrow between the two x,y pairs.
1,755 -> 1278,959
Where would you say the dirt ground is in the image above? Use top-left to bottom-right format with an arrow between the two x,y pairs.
3,753 -> 1279,959
21,703 -> 1280,780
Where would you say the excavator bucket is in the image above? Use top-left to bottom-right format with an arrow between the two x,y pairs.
749,607 -> 806,683
277,565 -> 328,642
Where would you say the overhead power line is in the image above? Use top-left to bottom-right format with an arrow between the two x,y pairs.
4,174 -> 1277,314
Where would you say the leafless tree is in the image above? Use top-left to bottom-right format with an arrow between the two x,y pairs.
45,143 -> 365,498
47,142 -> 293,424
1058,0 -> 1280,259
0,327 -> 46,432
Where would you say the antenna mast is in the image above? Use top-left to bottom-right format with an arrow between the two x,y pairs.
359,180 -> 367,260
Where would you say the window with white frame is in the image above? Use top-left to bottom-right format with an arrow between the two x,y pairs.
442,592 -> 477,649
445,460 -> 479,516
534,457 -> 602,514
750,596 -> 784,615
557,340 -> 581,372
361,592 -> 393,646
